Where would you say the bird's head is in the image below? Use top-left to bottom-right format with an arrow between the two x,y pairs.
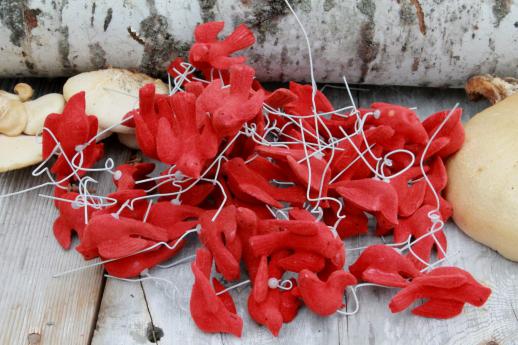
190,44 -> 210,62
213,107 -> 239,136
178,155 -> 202,179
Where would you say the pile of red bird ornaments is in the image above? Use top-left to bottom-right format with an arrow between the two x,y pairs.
39,21 -> 491,337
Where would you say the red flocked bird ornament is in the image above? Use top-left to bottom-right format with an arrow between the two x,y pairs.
389,266 -> 491,319
42,92 -> 104,179
190,247 -> 243,336
190,21 -> 255,72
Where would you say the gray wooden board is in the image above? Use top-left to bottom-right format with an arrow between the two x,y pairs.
1,78 -> 517,344
95,86 -> 518,344
0,77 -> 133,345
90,279 -> 154,345
0,139 -> 132,345
0,78 -> 94,345
0,164 -> 102,345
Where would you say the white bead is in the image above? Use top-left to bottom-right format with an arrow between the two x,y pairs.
268,277 -> 279,289
113,170 -> 122,180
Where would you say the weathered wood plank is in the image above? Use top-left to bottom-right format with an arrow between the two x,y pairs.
0,166 -> 100,345
0,137 -> 131,344
0,75 -> 131,345
336,86 -> 518,345
89,85 -> 517,345
91,279 -> 155,345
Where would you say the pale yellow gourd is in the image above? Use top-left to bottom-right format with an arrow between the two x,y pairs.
446,93 -> 518,261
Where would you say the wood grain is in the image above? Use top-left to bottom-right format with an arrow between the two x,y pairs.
0,165 -> 100,345
91,279 -> 154,345
3,79 -> 515,344
0,76 -> 130,345
0,136 -> 131,344
132,86 -> 517,345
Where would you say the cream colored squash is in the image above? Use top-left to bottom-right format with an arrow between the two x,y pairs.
446,93 -> 518,261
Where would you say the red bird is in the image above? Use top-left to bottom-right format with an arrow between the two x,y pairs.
388,166 -> 427,217
42,92 -> 104,179
276,251 -> 326,273
331,178 -> 399,225
393,204 -> 447,269
223,157 -> 306,208
91,189 -> 149,220
212,64 -> 264,136
235,207 -> 262,280
249,219 -> 345,268
324,202 -> 369,239
156,168 -> 215,206
349,245 -> 421,288
198,206 -> 242,281
248,251 -> 301,336
190,247 -> 243,337
368,102 -> 429,145
112,162 -> 155,191
248,283 -> 300,336
196,64 -> 264,137
422,108 -> 464,159
284,81 -> 335,116
155,91 -> 220,178
145,201 -> 203,239
294,269 -> 357,316
52,191 -> 94,249
77,214 -> 185,278
264,88 -> 297,109
389,266 -> 491,319
189,21 -> 255,70
132,84 -> 162,159
256,146 -> 332,202
76,214 -> 169,260
422,157 -> 453,221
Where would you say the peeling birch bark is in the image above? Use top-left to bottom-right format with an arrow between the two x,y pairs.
0,0 -> 517,87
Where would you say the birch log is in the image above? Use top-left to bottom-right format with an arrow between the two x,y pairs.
0,0 -> 517,86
